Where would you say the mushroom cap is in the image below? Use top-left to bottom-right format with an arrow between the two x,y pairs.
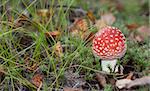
92,26 -> 127,60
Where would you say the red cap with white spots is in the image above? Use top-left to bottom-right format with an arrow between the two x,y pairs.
92,26 -> 127,60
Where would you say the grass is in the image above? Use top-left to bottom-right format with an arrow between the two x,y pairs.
0,0 -> 150,91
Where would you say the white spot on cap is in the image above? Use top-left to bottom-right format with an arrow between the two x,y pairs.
118,41 -> 122,45
110,44 -> 113,47
117,31 -> 120,34
113,44 -> 116,47
115,50 -> 118,53
120,34 -> 124,37
112,27 -> 115,29
115,38 -> 119,41
106,40 -> 109,43
98,38 -> 101,40
95,49 -> 99,52
96,45 -> 99,48
94,41 -> 97,44
115,34 -> 118,37
100,44 -> 102,46
103,33 -> 107,37
116,47 -> 120,50
104,47 -> 108,51
114,42 -> 117,45
103,50 -> 105,53
99,47 -> 102,50
105,37 -> 108,39
112,30 -> 115,33
110,35 -> 113,37
100,53 -> 103,55
107,45 -> 110,48
102,30 -> 105,33
109,53 -> 113,56
102,43 -> 105,46
110,39 -> 114,42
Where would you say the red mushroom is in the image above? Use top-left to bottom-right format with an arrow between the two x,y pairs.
92,26 -> 127,72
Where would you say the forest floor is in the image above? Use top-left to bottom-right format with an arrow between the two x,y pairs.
0,0 -> 150,91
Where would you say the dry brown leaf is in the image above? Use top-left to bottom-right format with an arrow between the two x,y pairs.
54,41 -> 63,57
63,87 -> 83,91
14,14 -> 31,28
45,31 -> 61,38
101,13 -> 116,25
86,11 -> 96,24
95,73 -> 106,88
69,18 -> 89,38
24,55 -> 39,71
31,73 -> 43,87
37,9 -> 53,17
74,18 -> 88,32
126,23 -> 138,30
27,63 -> 39,72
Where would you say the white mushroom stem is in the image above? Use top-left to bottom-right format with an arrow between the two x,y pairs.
101,59 -> 118,73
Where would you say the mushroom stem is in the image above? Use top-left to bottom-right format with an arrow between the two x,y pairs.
101,59 -> 118,73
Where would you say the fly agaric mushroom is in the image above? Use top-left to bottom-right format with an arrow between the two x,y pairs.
92,26 -> 127,72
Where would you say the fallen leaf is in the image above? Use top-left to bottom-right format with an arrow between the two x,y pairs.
14,14 -> 32,28
101,13 -> 116,25
27,63 -> 39,72
45,31 -> 61,38
24,54 -> 39,71
63,87 -> 83,91
74,18 -> 88,32
37,9 -> 53,17
31,74 -> 43,87
69,18 -> 89,37
95,73 -> 106,88
86,11 -> 96,24
126,23 -> 138,30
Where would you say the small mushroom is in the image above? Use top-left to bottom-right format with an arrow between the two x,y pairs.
92,26 -> 127,73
